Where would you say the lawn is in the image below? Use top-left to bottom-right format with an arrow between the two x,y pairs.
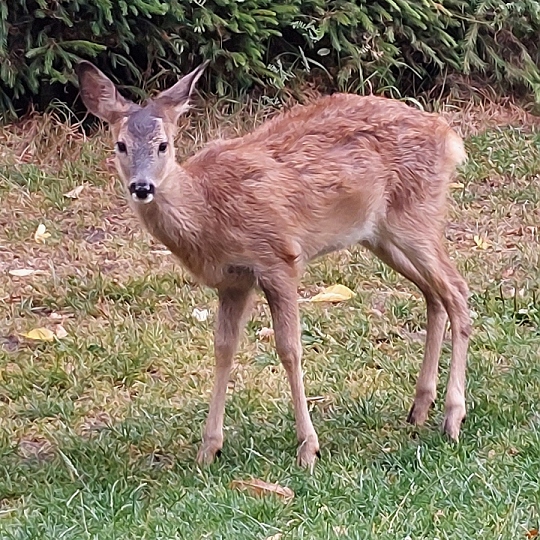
0,97 -> 539,539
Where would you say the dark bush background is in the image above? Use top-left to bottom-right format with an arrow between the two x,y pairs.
1,0 -> 540,118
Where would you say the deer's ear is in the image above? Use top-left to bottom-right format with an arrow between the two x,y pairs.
153,61 -> 209,122
76,61 -> 134,124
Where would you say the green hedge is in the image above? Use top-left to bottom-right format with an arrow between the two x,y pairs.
1,0 -> 540,117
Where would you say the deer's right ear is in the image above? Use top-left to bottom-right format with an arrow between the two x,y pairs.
76,61 -> 134,124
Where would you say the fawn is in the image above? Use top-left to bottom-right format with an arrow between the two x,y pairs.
76,61 -> 471,468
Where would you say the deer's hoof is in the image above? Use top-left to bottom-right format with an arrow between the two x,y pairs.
442,404 -> 466,441
296,436 -> 320,472
407,394 -> 435,426
196,438 -> 223,466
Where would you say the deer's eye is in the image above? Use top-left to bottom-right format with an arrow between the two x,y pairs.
116,141 -> 127,153
158,142 -> 168,153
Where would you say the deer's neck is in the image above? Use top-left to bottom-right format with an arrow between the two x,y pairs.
131,165 -> 207,278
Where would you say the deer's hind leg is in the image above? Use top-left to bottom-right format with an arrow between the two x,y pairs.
368,240 -> 448,427
367,229 -> 471,439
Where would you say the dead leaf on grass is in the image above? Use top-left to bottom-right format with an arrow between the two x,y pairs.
18,438 -> 55,462
526,529 -> 539,539
8,268 -> 37,277
257,327 -> 274,339
34,223 -> 51,243
1,335 -> 20,352
501,267 -> 515,279
55,325 -> 68,339
230,479 -> 294,501
64,185 -> 85,199
302,284 -> 355,303
21,328 -> 55,341
192,308 -> 209,322
473,234 -> 491,250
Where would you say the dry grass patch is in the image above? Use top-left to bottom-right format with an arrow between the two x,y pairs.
0,95 -> 539,539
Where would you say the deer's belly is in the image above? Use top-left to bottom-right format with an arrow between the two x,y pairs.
306,218 -> 378,261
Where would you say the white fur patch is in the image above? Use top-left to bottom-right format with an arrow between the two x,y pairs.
132,192 -> 154,204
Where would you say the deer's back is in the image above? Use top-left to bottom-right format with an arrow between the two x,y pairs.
182,93 -> 464,271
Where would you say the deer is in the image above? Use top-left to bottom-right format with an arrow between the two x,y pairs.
76,60 -> 471,469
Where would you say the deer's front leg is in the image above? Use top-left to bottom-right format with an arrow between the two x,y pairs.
197,285 -> 253,465
262,277 -> 319,470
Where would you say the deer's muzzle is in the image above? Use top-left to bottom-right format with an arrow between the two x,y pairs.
129,181 -> 155,204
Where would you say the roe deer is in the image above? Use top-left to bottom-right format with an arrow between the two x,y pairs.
76,61 -> 471,469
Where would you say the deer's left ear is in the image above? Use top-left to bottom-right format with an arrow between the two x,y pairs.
153,61 -> 210,123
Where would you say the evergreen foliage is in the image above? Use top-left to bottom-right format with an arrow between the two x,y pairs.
1,0 -> 539,117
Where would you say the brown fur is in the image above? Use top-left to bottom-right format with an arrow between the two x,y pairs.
77,61 -> 471,469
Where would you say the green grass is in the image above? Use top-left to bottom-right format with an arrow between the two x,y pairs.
0,105 -> 539,539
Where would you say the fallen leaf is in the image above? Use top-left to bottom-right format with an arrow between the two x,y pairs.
526,529 -> 539,539
55,325 -> 68,339
257,327 -> 274,339
306,395 -> 328,403
304,284 -> 355,303
230,479 -> 294,501
501,267 -> 515,279
18,437 -> 55,462
9,268 -> 36,277
64,185 -> 85,199
64,362 -> 75,374
1,335 -> 20,352
21,328 -> 55,341
450,181 -> 464,189
473,234 -> 490,250
192,308 -> 209,322
34,223 -> 51,243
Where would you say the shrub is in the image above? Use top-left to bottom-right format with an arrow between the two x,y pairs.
1,0 -> 539,118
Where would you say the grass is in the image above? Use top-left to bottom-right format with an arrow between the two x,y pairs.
0,97 -> 539,539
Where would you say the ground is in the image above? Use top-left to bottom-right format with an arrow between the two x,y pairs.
0,96 -> 539,539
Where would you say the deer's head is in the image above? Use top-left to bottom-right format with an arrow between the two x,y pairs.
76,60 -> 208,204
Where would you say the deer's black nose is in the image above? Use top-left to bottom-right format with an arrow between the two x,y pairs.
129,181 -> 155,202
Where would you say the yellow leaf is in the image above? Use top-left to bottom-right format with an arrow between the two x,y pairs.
306,284 -> 355,303
21,328 -> 55,341
34,224 -> 51,243
473,235 -> 490,250
64,185 -> 85,199
9,269 -> 36,277
230,479 -> 294,501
